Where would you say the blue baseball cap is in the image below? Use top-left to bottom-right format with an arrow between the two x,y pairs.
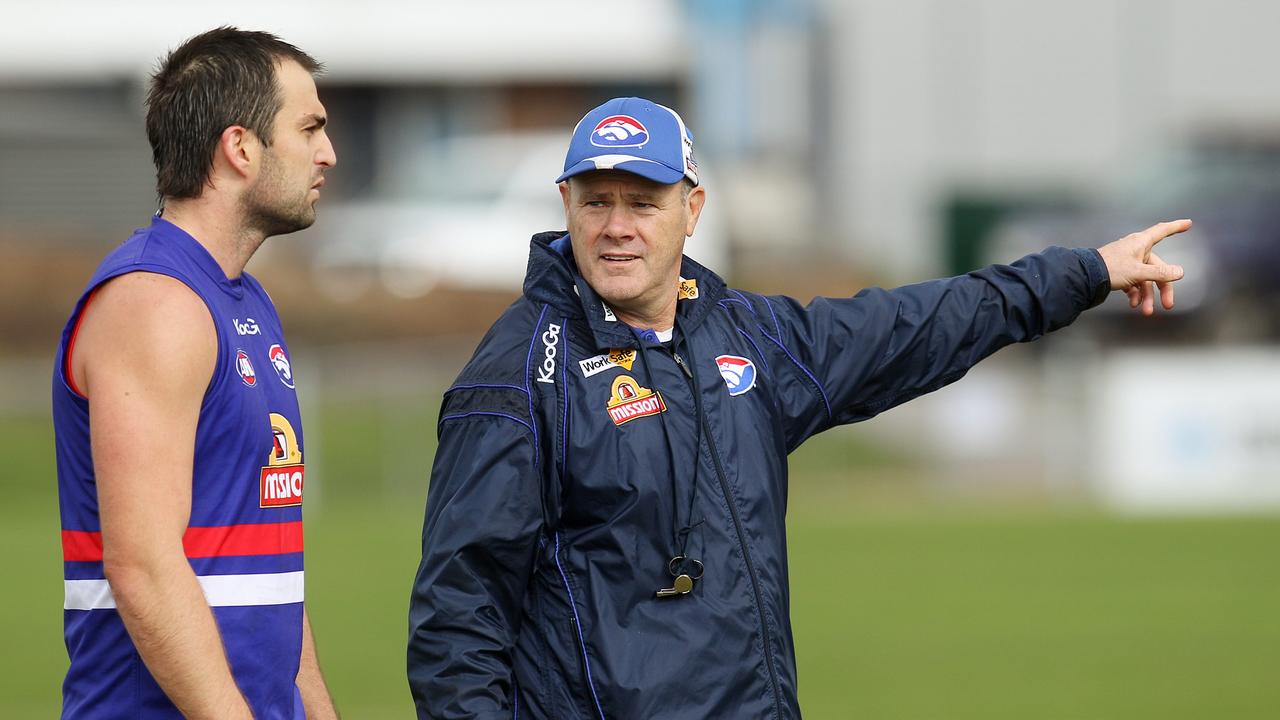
555,97 -> 699,186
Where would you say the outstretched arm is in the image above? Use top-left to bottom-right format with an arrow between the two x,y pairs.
748,219 -> 1192,446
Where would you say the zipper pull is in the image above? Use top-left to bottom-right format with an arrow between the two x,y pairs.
672,351 -> 693,378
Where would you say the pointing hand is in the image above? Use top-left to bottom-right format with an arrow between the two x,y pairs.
1096,219 -> 1192,316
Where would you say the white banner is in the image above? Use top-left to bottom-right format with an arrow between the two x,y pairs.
1093,348 -> 1280,512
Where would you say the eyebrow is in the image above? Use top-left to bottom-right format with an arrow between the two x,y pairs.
300,113 -> 327,129
580,190 -> 663,201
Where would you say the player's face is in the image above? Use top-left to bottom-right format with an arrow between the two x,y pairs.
561,171 -> 705,324
244,59 -> 337,237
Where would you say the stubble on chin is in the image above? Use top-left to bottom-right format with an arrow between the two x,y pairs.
243,177 -> 316,238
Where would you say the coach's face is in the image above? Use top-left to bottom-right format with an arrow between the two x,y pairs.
245,59 -> 337,237
561,171 -> 705,324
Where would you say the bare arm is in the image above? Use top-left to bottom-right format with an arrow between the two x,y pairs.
297,608 -> 339,719
75,272 -> 252,720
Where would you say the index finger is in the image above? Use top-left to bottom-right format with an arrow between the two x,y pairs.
1138,218 -> 1193,250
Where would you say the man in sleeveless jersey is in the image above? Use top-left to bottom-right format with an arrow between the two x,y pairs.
52,28 -> 338,719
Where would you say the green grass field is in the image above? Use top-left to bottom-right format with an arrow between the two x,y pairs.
5,406 -> 1280,718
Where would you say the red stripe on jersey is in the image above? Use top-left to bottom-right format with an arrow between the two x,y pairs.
61,529 -> 104,562
183,521 -> 304,558
62,521 -> 304,562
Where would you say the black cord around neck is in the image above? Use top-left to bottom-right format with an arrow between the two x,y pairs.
632,329 -> 702,570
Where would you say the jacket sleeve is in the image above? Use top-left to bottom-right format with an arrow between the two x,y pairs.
407,404 -> 543,720
752,246 -> 1109,448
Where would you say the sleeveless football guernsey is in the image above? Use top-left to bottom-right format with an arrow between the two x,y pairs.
53,216 -> 308,719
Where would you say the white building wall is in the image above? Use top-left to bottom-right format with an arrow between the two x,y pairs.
825,0 -> 1280,278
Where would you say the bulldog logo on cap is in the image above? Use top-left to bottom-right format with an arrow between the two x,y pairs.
557,98 -> 700,186
591,115 -> 649,148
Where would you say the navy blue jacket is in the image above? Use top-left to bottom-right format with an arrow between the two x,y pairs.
408,232 -> 1110,719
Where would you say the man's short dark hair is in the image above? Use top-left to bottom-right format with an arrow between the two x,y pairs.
145,26 -> 322,200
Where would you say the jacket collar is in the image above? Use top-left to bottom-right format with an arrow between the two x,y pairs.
522,231 -> 727,351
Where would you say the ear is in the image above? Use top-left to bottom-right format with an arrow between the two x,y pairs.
559,180 -> 572,219
216,125 -> 259,182
685,185 -> 706,238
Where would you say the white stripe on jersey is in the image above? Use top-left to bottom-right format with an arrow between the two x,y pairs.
64,571 -> 304,610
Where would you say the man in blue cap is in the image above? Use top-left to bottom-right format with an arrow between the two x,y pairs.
407,97 -> 1190,719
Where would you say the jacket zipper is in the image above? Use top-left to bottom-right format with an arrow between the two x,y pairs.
671,350 -> 784,718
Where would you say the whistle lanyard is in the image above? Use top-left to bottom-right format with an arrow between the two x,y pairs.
634,330 -> 705,597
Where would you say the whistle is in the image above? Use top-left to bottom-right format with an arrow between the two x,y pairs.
656,573 -> 694,598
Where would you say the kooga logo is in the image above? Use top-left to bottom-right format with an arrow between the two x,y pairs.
234,318 -> 260,336
536,323 -> 561,384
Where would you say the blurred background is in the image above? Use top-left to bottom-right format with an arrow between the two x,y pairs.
4,0 -> 1280,717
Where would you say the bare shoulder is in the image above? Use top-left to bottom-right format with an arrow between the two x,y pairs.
73,271 -> 216,399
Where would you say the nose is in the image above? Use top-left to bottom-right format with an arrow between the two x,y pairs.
603,204 -> 636,242
317,130 -> 337,168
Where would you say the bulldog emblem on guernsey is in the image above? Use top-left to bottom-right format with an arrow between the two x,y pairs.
268,344 -> 294,389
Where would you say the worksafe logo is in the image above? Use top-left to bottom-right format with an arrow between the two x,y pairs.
260,412 -> 304,508
716,355 -> 757,396
268,344 -> 294,389
579,348 -> 637,378
591,115 -> 649,148
606,375 -> 666,426
678,277 -> 699,300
